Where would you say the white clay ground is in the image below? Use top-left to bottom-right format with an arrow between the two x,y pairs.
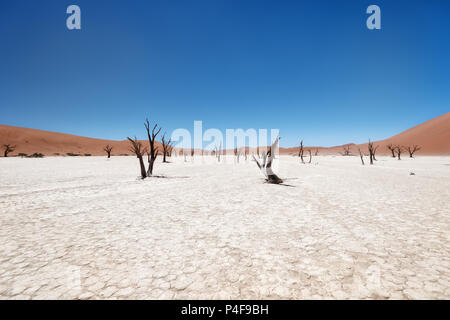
0,155 -> 449,299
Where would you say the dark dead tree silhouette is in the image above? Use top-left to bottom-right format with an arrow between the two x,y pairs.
407,145 -> 421,158
252,137 -> 283,184
161,133 -> 172,163
314,148 -> 319,156
372,145 -> 378,161
395,145 -> 404,160
103,144 -> 113,158
3,144 -> 16,157
367,140 -> 379,165
308,149 -> 312,163
298,140 -> 305,164
144,118 -> 161,176
358,148 -> 365,165
387,143 -> 396,158
127,137 -> 147,179
340,145 -> 352,156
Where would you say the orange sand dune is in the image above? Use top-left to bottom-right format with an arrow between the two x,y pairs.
357,112 -> 450,155
0,112 -> 449,156
0,126 -> 162,156
282,112 -> 450,156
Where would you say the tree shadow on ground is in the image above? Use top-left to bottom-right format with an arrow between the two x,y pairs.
262,177 -> 298,187
150,175 -> 190,179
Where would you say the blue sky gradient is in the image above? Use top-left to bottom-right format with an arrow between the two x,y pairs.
0,0 -> 449,147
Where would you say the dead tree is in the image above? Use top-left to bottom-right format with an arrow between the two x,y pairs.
407,145 -> 421,158
3,144 -> 16,157
367,140 -> 378,165
395,145 -> 404,160
103,144 -> 113,158
341,145 -> 352,156
144,118 -> 161,176
252,137 -> 283,184
127,137 -> 147,179
244,148 -> 248,161
372,146 -> 378,161
314,148 -> 319,156
161,133 -> 173,163
387,143 -> 396,158
308,150 -> 312,163
190,148 -> 194,160
298,140 -> 304,163
358,148 -> 365,165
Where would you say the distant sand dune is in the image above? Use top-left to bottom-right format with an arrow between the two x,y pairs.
0,112 -> 449,156
0,126 -> 160,156
282,112 -> 450,156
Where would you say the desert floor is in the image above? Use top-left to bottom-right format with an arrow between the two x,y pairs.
0,155 -> 449,299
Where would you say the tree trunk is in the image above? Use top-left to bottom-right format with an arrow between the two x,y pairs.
253,137 -> 283,184
138,155 -> 147,179
359,149 -> 365,165
147,157 -> 156,176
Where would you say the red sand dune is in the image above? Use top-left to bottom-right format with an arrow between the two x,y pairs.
355,112 -> 450,155
0,126 -> 161,156
0,112 -> 449,157
281,112 -> 450,156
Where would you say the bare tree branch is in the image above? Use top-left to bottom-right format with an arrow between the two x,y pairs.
298,140 -> 304,164
252,137 -> 283,184
340,145 -> 352,156
103,144 -> 113,158
407,145 -> 421,158
144,118 -> 161,176
358,148 -> 365,165
367,140 -> 378,165
395,145 -> 405,160
127,137 -> 147,179
161,133 -> 173,163
3,144 -> 16,157
387,143 -> 396,158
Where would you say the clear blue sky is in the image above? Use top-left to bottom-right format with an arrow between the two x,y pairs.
0,0 -> 449,147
